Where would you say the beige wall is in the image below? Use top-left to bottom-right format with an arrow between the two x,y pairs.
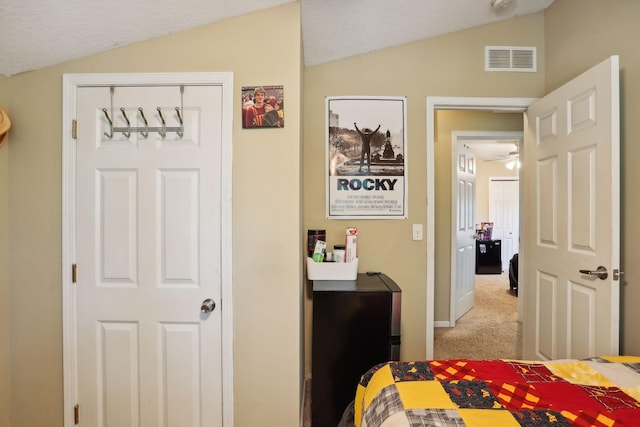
543,0 -> 640,354
4,1 -> 640,425
0,74 -> 9,427
4,3 -> 302,426
475,154 -> 519,223
304,13 -> 546,371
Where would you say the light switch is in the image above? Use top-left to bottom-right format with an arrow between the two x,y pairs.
412,224 -> 423,241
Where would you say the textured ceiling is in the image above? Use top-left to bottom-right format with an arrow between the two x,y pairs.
301,0 -> 554,67
0,0 -> 554,77
0,0 -> 294,77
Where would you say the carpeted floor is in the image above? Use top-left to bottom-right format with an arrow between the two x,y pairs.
434,272 -> 521,360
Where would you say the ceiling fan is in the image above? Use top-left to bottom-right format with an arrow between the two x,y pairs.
483,142 -> 521,169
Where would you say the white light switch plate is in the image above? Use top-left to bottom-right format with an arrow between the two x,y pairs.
412,224 -> 423,241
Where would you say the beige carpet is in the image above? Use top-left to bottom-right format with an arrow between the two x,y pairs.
434,272 -> 521,360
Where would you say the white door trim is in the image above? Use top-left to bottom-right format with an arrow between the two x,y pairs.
61,72 -> 234,427
426,97 -> 536,358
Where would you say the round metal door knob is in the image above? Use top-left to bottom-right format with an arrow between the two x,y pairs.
201,298 -> 216,313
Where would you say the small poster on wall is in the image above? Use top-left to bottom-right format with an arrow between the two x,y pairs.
326,96 -> 408,219
241,85 -> 284,128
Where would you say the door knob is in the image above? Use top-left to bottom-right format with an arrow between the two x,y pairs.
579,266 -> 608,280
201,298 -> 216,314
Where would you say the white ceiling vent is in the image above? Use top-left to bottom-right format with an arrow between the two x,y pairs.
485,46 -> 537,72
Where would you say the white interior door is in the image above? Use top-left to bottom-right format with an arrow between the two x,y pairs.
453,142 -> 476,321
75,84 -> 224,426
489,178 -> 519,271
523,56 -> 620,360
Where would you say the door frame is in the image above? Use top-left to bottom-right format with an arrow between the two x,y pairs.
426,97 -> 536,358
448,131 -> 523,327
61,73 -> 234,427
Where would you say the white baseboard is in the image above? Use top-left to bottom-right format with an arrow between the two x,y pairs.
434,320 -> 453,328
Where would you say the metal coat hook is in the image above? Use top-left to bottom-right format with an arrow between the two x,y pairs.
120,107 -> 131,138
157,107 -> 166,138
101,86 -> 185,139
138,107 -> 149,138
175,107 -> 183,138
102,108 -> 113,138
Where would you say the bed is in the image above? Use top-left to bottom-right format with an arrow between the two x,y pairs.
351,356 -> 640,427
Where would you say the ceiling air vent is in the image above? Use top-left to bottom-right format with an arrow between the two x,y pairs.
485,46 -> 536,72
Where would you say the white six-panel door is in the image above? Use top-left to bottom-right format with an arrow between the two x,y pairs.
75,84 -> 224,426
454,142 -> 476,321
489,178 -> 519,271
523,56 -> 620,360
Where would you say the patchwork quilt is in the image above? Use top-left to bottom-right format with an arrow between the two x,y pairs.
354,356 -> 640,427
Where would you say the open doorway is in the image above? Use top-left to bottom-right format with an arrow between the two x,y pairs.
437,127 -> 523,360
424,97 -> 536,360
448,130 -> 522,328
427,57 -> 621,361
444,131 -> 522,359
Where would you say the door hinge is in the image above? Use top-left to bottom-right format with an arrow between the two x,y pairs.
72,264 -> 77,283
74,404 -> 79,424
72,120 -> 78,139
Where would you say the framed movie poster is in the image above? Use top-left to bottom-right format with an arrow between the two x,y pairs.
241,85 -> 284,128
326,96 -> 408,219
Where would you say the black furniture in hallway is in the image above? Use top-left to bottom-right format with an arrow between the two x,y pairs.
475,239 -> 502,274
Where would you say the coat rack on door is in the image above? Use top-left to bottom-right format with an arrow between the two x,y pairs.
102,85 -> 184,139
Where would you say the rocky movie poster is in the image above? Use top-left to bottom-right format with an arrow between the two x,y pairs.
326,96 -> 407,219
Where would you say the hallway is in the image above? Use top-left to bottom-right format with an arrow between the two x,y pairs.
435,273 -> 521,360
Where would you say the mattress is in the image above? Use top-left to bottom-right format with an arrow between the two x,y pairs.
354,356 -> 640,427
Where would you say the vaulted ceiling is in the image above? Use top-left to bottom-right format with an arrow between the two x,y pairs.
0,0 -> 554,77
